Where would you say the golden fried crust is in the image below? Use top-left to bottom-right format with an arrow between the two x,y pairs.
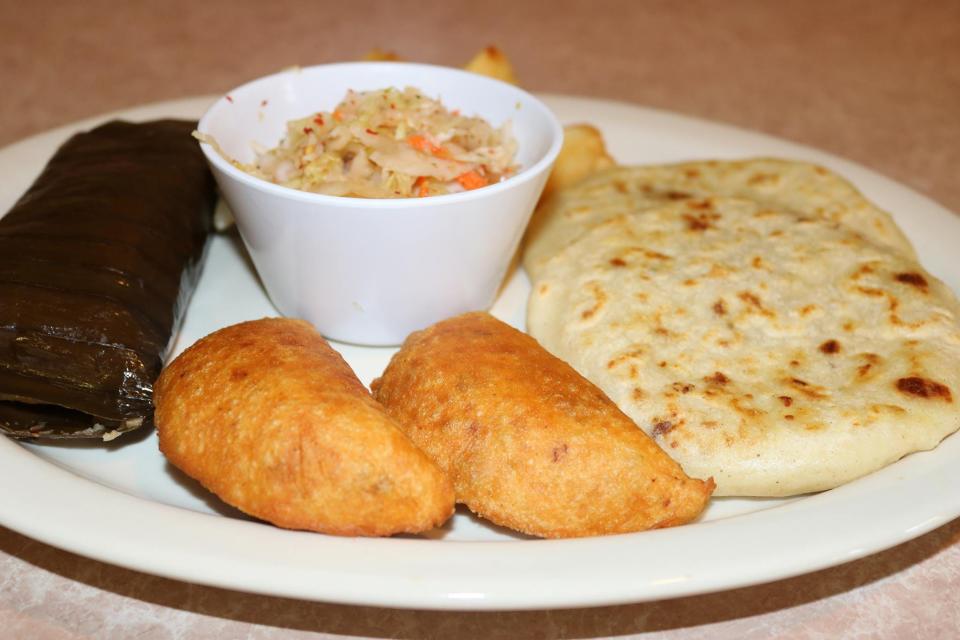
154,318 -> 455,536
371,312 -> 713,538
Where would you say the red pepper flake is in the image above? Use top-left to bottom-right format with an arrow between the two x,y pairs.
303,127 -> 314,134
313,115 -> 325,126
225,95 -> 234,103
389,103 -> 396,109
365,128 -> 378,135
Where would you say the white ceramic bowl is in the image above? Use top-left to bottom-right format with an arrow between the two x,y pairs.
197,62 -> 562,346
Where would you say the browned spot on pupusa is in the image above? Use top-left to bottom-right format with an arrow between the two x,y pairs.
702,265 -> 728,280
856,286 -> 886,298
537,283 -> 549,295
645,249 -> 671,261
607,347 -> 645,369
738,291 -> 775,317
652,421 -> 675,438
625,246 -> 671,261
682,200 -> 721,231
730,396 -> 765,418
609,257 -> 627,267
683,214 -> 714,231
747,172 -> 779,186
580,282 -> 607,320
895,272 -> 929,292
672,382 -> 695,394
799,304 -> 819,317
704,371 -> 729,385
786,377 -> 828,399
684,168 -> 701,179
870,403 -> 906,415
632,387 -> 644,401
778,395 -> 793,407
851,263 -> 876,280
713,299 -> 727,316
856,353 -> 881,381
819,339 -> 841,354
614,180 -> 629,193
896,377 -> 953,402
885,294 -> 929,330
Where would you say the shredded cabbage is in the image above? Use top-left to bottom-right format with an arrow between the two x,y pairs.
241,87 -> 519,198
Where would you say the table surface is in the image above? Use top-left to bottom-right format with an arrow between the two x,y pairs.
2,1 -> 958,638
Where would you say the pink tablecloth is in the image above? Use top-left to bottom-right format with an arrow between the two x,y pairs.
1,1 -> 958,637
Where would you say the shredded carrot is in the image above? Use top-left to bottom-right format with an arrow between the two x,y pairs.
413,176 -> 430,197
407,134 -> 450,158
456,170 -> 489,190
407,135 -> 429,152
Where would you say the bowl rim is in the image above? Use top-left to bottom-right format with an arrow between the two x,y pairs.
196,61 -> 564,210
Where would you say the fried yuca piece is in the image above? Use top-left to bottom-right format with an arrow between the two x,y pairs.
356,47 -> 615,201
154,318 -> 455,536
371,313 -> 713,538
463,45 -> 518,84
358,45 -> 517,84
541,123 -> 616,198
362,47 -> 401,61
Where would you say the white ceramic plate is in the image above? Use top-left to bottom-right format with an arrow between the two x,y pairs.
1,95 -> 958,611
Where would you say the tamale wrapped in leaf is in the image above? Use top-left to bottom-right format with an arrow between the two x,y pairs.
0,120 -> 215,439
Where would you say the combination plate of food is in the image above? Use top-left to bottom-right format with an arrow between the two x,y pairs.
0,52 -> 958,610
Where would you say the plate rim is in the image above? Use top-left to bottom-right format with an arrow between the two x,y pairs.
0,94 -> 958,611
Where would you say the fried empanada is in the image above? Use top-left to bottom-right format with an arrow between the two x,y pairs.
154,318 -> 455,536
371,312 -> 713,538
